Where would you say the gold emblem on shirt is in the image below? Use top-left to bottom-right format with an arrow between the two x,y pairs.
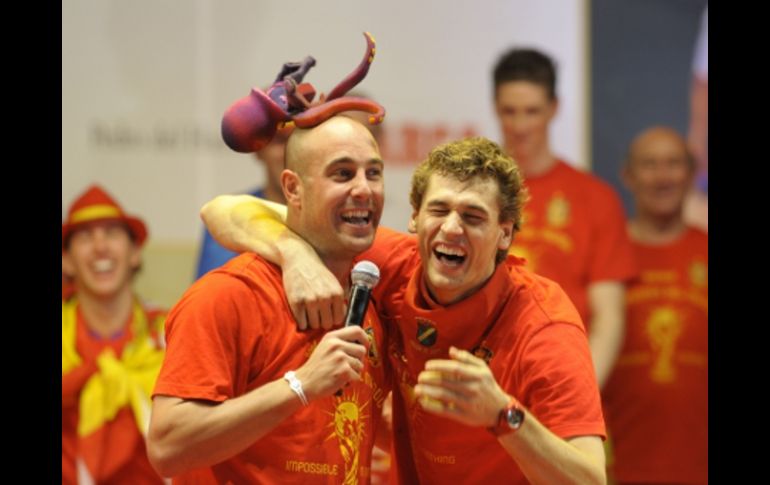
689,260 -> 708,288
646,307 -> 683,383
546,192 -> 570,228
326,392 -> 369,485
364,326 -> 380,368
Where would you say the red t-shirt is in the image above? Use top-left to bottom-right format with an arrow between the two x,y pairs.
359,228 -> 606,484
510,160 -> 637,326
61,300 -> 166,485
603,228 -> 708,484
153,254 -> 391,484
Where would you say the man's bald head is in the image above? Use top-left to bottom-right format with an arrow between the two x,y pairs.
626,126 -> 694,169
280,114 -> 385,270
285,116 -> 379,176
622,126 -> 694,221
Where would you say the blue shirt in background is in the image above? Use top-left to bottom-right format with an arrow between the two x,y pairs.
195,188 -> 265,279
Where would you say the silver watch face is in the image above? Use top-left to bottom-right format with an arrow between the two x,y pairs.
506,407 -> 524,429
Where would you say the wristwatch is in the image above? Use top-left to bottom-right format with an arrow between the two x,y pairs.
488,398 -> 525,437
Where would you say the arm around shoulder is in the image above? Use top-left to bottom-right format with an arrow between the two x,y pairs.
200,194 -> 344,329
200,194 -> 289,263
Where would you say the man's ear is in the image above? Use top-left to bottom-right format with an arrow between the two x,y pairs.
546,96 -> 560,122
498,220 -> 514,250
281,169 -> 302,207
129,244 -> 141,272
408,211 -> 418,233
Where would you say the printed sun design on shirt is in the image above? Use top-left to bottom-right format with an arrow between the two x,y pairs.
325,391 -> 370,485
645,307 -> 684,383
546,192 -> 570,228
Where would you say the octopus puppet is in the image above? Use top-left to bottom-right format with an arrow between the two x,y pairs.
221,32 -> 385,153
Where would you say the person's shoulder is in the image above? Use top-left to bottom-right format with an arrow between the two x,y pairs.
186,253 -> 285,303
503,258 -> 584,331
685,226 -> 709,245
219,252 -> 282,281
554,160 -> 615,194
362,226 -> 420,273
374,226 -> 416,248
166,254 -> 289,334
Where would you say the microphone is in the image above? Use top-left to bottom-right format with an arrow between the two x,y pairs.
344,260 -> 380,327
335,261 -> 379,397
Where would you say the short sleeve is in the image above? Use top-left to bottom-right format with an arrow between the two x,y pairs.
153,272 -> 263,402
587,184 -> 637,284
517,322 -> 606,440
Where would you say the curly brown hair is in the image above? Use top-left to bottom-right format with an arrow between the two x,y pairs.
410,137 -> 529,264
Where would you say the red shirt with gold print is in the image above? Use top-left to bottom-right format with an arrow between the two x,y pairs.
603,228 -> 708,485
510,160 -> 637,327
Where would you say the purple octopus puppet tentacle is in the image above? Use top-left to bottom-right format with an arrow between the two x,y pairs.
324,32 -> 377,101
293,97 -> 385,128
220,32 -> 385,154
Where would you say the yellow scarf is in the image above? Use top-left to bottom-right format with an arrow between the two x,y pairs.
61,298 -> 165,437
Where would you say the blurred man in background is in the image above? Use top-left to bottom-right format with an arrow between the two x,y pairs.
603,126 -> 707,484
491,48 -> 637,388
62,184 -> 166,484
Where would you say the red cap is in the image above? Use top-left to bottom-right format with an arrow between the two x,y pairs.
62,184 -> 148,248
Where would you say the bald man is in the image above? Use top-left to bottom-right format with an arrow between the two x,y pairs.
148,116 -> 392,483
603,127 -> 708,484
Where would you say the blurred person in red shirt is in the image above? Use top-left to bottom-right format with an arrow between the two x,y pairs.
62,184 -> 166,484
603,126 -> 707,484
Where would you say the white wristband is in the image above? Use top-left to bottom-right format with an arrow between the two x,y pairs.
283,371 -> 309,406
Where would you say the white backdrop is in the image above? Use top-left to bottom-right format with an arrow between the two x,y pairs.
63,0 -> 587,240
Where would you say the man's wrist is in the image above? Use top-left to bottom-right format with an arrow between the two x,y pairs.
278,235 -> 317,266
283,370 -> 309,406
487,397 -> 525,437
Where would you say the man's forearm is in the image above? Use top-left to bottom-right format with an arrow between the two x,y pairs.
148,378 -> 302,477
201,194 -> 345,329
201,194 -> 297,265
416,348 -> 605,484
499,417 -> 606,485
589,317 -> 624,389
148,326 -> 370,476
587,281 -> 626,388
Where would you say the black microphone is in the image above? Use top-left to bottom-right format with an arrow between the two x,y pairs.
335,261 -> 380,397
344,260 -> 380,327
